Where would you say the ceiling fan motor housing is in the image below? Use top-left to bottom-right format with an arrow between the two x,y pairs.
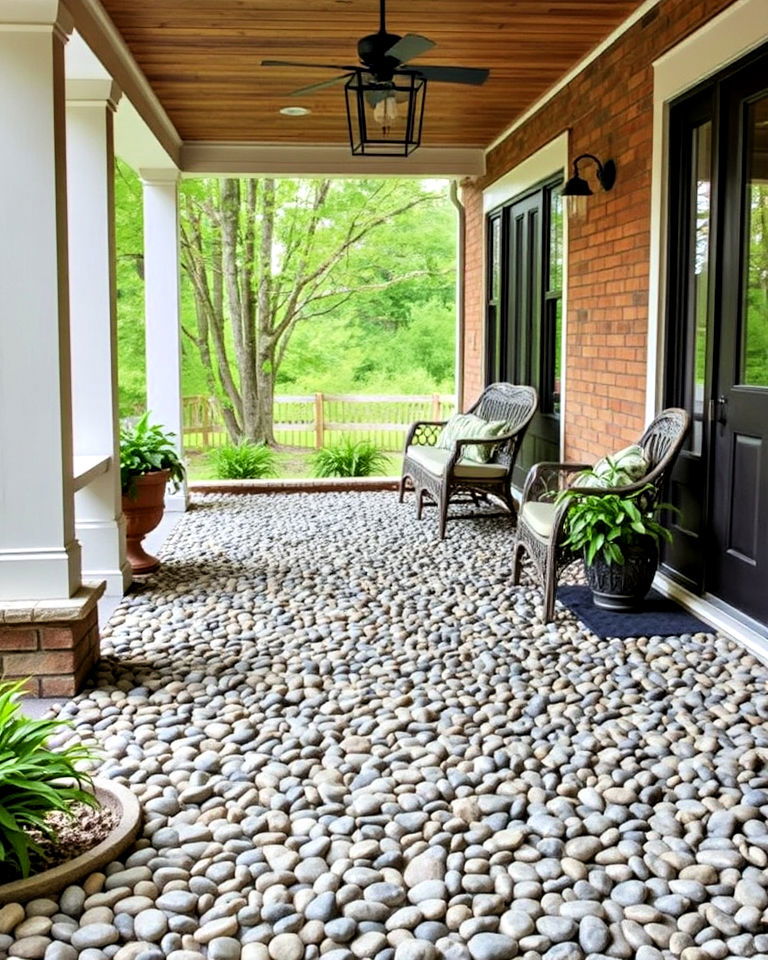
358,31 -> 402,79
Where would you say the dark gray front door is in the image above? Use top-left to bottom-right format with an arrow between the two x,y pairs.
486,179 -> 563,490
664,47 -> 768,626
709,63 -> 768,624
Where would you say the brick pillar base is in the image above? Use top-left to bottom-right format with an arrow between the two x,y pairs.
0,583 -> 104,697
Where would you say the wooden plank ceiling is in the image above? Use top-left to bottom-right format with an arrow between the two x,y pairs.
100,0 -> 647,148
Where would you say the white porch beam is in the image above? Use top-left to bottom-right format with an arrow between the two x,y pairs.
141,169 -> 189,511
0,1 -> 82,601
66,77 -> 131,596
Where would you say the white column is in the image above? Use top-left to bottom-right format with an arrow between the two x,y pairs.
141,169 -> 188,511
67,79 -> 131,596
0,1 -> 81,601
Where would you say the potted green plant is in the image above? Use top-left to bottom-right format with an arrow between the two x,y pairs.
0,680 -> 141,900
558,473 -> 674,612
0,680 -> 96,881
120,413 -> 185,574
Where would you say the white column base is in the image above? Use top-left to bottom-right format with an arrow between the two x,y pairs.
0,542 -> 82,603
75,517 -> 132,596
165,483 -> 190,513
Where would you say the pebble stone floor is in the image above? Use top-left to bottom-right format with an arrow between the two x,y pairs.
3,491 -> 768,960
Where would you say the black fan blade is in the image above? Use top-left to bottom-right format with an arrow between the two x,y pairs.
385,33 -> 435,65
290,74 -> 354,97
400,65 -> 489,85
262,59 -> 360,72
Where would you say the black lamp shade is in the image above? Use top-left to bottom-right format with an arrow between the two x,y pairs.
562,174 -> 593,197
345,73 -> 426,157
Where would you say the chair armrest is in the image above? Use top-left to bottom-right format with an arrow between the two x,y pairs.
405,420 -> 447,448
521,462 -> 592,505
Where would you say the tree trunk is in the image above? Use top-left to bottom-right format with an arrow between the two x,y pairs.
253,359 -> 276,444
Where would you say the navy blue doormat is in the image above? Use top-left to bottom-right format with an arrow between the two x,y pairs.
557,585 -> 712,639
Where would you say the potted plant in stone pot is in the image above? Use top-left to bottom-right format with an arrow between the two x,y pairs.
120,413 -> 185,574
558,471 -> 674,612
0,680 -> 141,900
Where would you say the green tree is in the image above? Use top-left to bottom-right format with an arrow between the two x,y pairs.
179,177 -> 452,444
114,161 -> 146,414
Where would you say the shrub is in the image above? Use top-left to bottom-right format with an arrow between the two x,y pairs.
0,681 -> 97,878
210,441 -> 278,479
120,412 -> 186,496
312,437 -> 389,478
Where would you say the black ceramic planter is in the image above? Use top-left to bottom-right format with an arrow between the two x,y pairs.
585,540 -> 659,611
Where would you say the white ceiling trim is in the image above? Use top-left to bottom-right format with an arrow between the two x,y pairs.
485,0 -> 663,155
64,0 -> 181,166
181,142 -> 486,178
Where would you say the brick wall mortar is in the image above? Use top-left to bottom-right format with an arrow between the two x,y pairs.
0,609 -> 99,698
461,0 -> 738,462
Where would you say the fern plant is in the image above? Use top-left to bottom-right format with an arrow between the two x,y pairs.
120,412 -> 185,497
0,681 -> 97,878
311,437 -> 389,478
209,441 -> 278,479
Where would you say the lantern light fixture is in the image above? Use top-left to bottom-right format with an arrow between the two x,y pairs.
562,153 -> 616,220
345,72 -> 426,157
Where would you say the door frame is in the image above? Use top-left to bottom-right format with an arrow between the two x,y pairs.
648,0 -> 768,424
648,0 -> 768,651
482,132 -> 569,458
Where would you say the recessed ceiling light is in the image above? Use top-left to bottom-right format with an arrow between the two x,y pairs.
280,106 -> 311,117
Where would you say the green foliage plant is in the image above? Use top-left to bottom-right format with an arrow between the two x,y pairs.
557,467 -> 674,567
0,680 -> 97,879
311,437 -> 389,478
209,441 -> 278,480
120,412 -> 186,497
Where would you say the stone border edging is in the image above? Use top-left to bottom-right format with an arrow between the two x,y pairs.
191,476 -> 400,494
0,780 -> 141,904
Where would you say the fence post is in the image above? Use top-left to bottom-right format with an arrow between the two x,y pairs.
314,392 -> 325,449
202,399 -> 210,449
432,393 -> 441,421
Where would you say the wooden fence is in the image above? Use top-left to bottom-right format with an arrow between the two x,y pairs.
182,394 -> 457,452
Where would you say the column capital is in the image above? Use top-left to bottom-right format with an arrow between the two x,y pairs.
140,167 -> 181,187
66,78 -> 121,111
0,1 -> 73,39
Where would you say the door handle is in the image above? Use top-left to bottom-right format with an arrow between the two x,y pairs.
715,395 -> 728,425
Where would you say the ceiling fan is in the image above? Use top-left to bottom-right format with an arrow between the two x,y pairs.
261,0 -> 490,98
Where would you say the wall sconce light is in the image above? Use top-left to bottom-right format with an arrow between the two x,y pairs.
562,153 -> 616,220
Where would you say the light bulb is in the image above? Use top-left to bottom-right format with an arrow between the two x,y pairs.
373,94 -> 399,134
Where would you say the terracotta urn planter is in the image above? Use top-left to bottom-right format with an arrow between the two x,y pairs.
122,469 -> 169,574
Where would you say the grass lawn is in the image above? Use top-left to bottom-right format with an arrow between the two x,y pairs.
186,447 -> 403,482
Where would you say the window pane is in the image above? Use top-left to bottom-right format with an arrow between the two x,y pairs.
490,216 -> 501,301
553,297 -> 562,416
691,121 -> 712,454
741,95 -> 768,387
548,188 -> 563,291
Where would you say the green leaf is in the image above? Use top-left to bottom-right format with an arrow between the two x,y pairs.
0,679 -> 98,879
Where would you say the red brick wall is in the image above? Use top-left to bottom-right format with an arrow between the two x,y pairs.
461,0 -> 737,462
0,608 -> 100,697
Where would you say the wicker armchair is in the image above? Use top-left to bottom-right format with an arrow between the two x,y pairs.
512,408 -> 690,621
398,383 -> 538,539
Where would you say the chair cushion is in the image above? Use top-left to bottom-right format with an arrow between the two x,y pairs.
406,445 -> 507,479
521,501 -> 557,539
589,444 -> 649,487
436,413 -> 509,463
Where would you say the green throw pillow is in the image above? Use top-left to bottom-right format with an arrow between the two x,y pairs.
588,443 -> 649,487
436,413 -> 509,463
